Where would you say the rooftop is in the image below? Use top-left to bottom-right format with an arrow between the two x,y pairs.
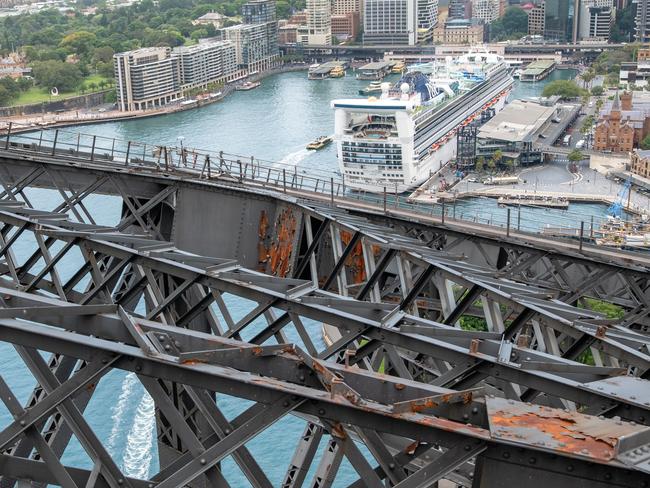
359,61 -> 391,71
478,99 -> 557,143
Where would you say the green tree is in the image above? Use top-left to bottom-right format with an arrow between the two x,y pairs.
487,158 -> 496,172
568,149 -> 584,163
580,69 -> 595,89
493,149 -> 503,167
542,80 -> 587,99
0,85 -> 13,107
59,31 -> 97,57
31,60 -> 83,92
489,7 -> 528,41
190,28 -> 208,42
591,85 -> 604,96
475,156 -> 484,172
92,46 -> 114,64
610,4 -> 636,43
595,98 -> 604,113
640,134 -> 650,150
581,115 -> 595,135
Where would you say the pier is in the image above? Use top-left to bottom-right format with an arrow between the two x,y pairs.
520,59 -> 556,82
307,60 -> 348,79
356,61 -> 393,80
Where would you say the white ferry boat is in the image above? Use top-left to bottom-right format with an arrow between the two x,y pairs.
331,50 -> 514,193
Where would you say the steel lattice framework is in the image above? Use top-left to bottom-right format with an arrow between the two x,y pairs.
0,130 -> 648,487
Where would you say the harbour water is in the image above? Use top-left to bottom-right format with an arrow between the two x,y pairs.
1,66 -> 601,485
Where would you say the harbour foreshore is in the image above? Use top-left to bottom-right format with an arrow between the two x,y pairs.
0,64 -> 308,135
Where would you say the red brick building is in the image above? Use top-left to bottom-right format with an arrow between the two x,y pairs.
594,92 -> 650,153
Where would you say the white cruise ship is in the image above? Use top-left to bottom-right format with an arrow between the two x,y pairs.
331,50 -> 514,193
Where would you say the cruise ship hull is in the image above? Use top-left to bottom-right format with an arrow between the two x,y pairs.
332,60 -> 514,194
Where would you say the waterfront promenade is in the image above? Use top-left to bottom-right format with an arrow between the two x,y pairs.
0,64 -> 308,134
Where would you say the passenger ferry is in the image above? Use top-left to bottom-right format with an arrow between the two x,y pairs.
306,136 -> 333,150
331,49 -> 514,193
358,81 -> 383,96
330,66 -> 345,78
236,81 -> 261,91
391,61 -> 406,74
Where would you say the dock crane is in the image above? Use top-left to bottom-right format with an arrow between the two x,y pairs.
607,175 -> 632,219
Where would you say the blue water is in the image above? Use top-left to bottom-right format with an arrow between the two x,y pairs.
1,66 -> 600,485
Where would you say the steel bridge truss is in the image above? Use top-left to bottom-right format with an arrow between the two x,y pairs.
0,138 -> 648,487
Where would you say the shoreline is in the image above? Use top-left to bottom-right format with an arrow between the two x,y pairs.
2,64 -> 308,135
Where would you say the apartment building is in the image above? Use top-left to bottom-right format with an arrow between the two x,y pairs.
332,12 -> 361,40
364,0 -> 418,45
417,0 -> 439,42
528,2 -> 545,35
223,0 -> 279,71
636,0 -> 650,43
173,40 -> 239,90
577,0 -> 614,41
471,0 -> 504,22
307,0 -> 332,44
114,47 -> 181,112
448,0 -> 472,19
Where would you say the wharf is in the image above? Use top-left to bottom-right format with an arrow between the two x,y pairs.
308,61 -> 348,80
356,61 -> 393,80
409,185 -> 645,215
520,60 -> 556,82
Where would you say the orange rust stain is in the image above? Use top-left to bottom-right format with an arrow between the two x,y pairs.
410,399 -> 440,413
269,208 -> 297,277
340,230 -> 366,284
257,210 -> 270,272
490,411 -> 616,461
259,208 -> 297,277
330,422 -> 348,439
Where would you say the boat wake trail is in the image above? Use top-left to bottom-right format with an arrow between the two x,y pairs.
122,391 -> 156,479
106,372 -> 137,457
277,148 -> 311,168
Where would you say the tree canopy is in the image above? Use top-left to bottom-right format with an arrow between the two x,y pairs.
489,7 -> 528,41
541,80 -> 588,99
31,60 -> 83,92
640,134 -> 650,150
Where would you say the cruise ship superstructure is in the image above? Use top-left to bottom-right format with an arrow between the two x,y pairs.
331,50 -> 514,193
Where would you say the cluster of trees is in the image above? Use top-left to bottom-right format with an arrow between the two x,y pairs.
541,80 -> 588,99
489,7 -> 529,42
0,77 -> 33,106
474,149 -> 516,173
0,0 -> 304,103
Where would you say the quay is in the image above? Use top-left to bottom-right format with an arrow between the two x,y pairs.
520,59 -> 556,82
356,61 -> 393,80
308,60 -> 348,79
409,186 -> 645,215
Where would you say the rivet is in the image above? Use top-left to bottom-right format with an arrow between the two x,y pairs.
118,479 -> 123,485
19,420 -> 25,426
567,465 -> 574,472
318,409 -> 325,415
464,445 -> 472,451
388,463 -> 395,469
164,344 -> 171,351
283,401 -> 289,407
502,452 -> 510,459
528,457 -> 536,464
298,375 -> 305,381
200,458 -> 206,465
224,429 -> 231,435
604,473 -> 612,480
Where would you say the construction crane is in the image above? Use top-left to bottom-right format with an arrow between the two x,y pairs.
608,175 -> 632,219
